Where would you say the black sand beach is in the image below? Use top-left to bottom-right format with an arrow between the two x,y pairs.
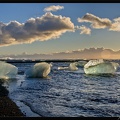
0,80 -> 25,117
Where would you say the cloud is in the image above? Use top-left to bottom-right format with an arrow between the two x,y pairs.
51,48 -> 120,59
1,47 -> 120,60
44,5 -> 64,12
109,17 -> 120,32
0,12 -> 74,47
77,13 -> 112,29
77,13 -> 120,33
76,25 -> 91,34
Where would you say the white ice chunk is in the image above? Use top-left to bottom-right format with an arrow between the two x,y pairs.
68,62 -> 78,71
0,61 -> 18,79
25,62 -> 52,78
84,59 -> 119,75
58,62 -> 78,71
58,66 -> 68,70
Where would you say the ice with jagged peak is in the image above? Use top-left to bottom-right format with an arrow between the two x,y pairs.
58,62 -> 78,71
0,61 -> 18,79
74,61 -> 87,67
84,59 -> 104,69
25,62 -> 52,78
69,62 -> 78,71
84,59 -> 119,75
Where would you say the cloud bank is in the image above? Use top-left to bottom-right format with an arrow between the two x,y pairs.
44,5 -> 64,12
1,47 -> 120,60
0,12 -> 74,47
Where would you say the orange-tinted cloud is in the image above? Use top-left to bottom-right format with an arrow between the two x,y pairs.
1,47 -> 120,60
78,13 -> 120,32
76,25 -> 91,34
78,13 -> 112,29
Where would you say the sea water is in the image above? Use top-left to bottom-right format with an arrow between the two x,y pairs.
2,60 -> 120,117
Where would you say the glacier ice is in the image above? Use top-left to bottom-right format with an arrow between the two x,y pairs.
84,59 -> 104,69
25,62 -> 52,78
84,59 -> 119,75
58,66 -> 69,70
74,61 -> 87,67
69,62 -> 78,71
58,62 -> 78,71
0,61 -> 18,79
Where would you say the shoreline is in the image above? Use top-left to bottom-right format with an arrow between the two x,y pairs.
0,80 -> 25,117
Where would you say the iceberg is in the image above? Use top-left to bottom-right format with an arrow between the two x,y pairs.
74,61 -> 87,67
84,59 -> 119,75
58,62 -> 78,71
25,62 -> 52,78
69,62 -> 78,71
0,61 -> 18,79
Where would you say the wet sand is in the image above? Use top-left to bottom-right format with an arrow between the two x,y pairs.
0,80 -> 25,117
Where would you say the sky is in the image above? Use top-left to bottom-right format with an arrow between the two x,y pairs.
0,3 -> 120,59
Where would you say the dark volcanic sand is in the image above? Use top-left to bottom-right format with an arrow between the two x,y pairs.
0,80 -> 25,117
